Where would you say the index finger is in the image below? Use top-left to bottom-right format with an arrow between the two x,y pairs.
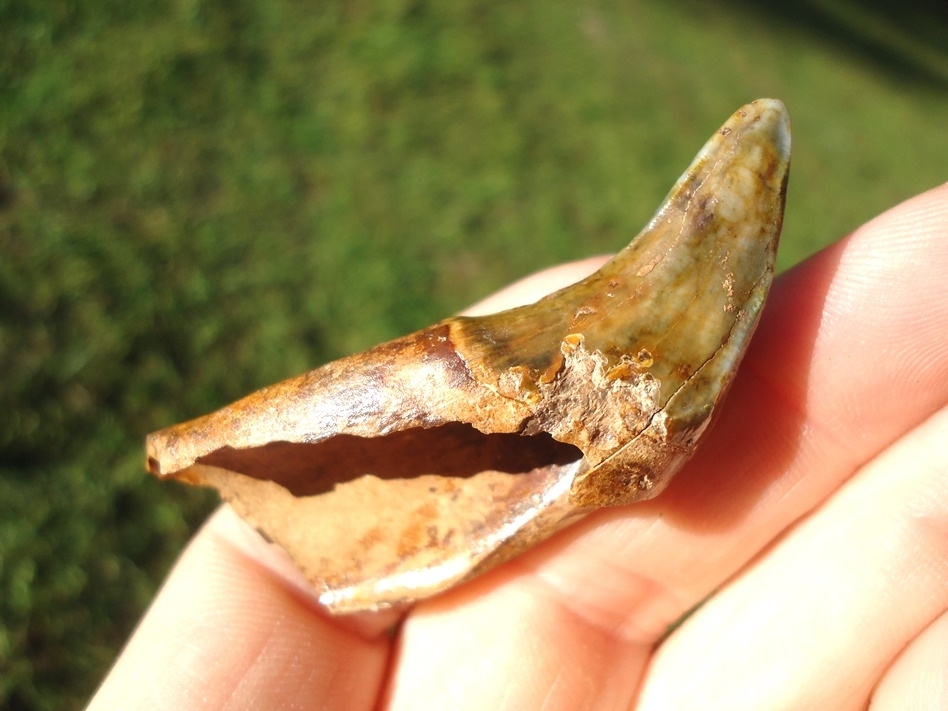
87,507 -> 391,710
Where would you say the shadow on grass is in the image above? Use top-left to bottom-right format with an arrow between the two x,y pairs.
729,0 -> 948,88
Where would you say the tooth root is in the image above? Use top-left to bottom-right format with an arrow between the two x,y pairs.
146,99 -> 790,612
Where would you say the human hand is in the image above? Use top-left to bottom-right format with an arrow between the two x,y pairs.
89,183 -> 948,710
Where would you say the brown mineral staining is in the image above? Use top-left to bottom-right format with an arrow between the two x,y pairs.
147,99 -> 791,613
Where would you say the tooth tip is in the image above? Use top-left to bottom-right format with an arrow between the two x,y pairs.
748,97 -> 791,160
754,97 -> 788,112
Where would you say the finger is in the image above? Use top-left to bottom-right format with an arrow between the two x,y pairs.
870,607 -> 948,710
88,507 -> 390,711
386,569 -> 648,710
635,403 -> 948,710
385,184 -> 948,709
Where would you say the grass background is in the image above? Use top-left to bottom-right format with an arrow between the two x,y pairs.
2,0 -> 947,707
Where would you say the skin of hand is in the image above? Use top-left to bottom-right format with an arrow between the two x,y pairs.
88,183 -> 948,711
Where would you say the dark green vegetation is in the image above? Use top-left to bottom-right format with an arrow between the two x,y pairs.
2,1 -> 947,707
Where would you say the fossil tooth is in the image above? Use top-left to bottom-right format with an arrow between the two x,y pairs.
147,99 -> 790,613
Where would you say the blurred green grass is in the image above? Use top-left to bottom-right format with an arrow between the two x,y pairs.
1,0 -> 946,707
